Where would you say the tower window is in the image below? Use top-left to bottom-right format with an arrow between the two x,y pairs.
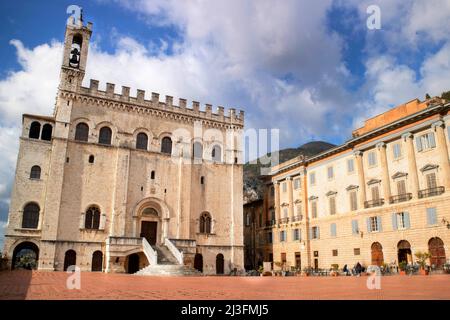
161,137 -> 172,154
22,203 -> 40,229
30,166 -> 41,179
69,34 -> 82,68
41,124 -> 53,141
151,171 -> 155,180
75,123 -> 89,142
85,206 -> 100,230
201,176 -> 205,185
98,127 -> 112,145
193,142 -> 203,159
199,212 -> 212,234
212,145 -> 222,162
136,132 -> 148,150
89,155 -> 95,164
29,122 -> 41,139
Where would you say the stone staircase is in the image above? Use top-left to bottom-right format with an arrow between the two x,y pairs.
134,244 -> 202,276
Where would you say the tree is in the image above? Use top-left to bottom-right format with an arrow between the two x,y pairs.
441,90 -> 450,101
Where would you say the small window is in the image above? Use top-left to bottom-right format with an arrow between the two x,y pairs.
161,137 -> 172,154
329,197 -> 336,215
351,220 -> 359,235
29,122 -> 41,139
151,171 -> 155,180
368,216 -> 381,233
136,132 -> 148,150
309,172 -> 316,185
200,176 -> 204,185
75,123 -> 89,142
282,182 -> 287,192
368,151 -> 377,167
371,186 -> 380,200
99,127 -> 112,145
89,155 -> 95,163
311,226 -> 320,239
293,229 -> 300,241
267,232 -> 273,244
22,203 -> 40,229
332,249 -> 338,257
85,206 -> 100,230
347,159 -> 355,173
293,178 -> 301,190
311,201 -> 317,219
393,212 -> 410,230
212,145 -> 222,162
279,230 -> 286,242
327,166 -> 334,180
350,191 -> 358,211
354,248 -> 360,256
41,124 -> 53,141
30,166 -> 41,179
392,143 -> 402,159
397,180 -> 407,195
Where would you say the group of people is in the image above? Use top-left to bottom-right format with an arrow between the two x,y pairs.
342,262 -> 365,276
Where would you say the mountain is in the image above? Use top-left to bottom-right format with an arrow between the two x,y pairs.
243,141 -> 335,204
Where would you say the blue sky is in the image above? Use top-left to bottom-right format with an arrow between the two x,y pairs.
1,0 -> 450,248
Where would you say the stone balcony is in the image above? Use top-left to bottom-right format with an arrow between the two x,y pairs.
364,198 -> 385,209
418,186 -> 445,199
389,193 -> 412,204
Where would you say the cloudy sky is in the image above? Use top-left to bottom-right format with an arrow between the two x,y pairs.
1,0 -> 450,247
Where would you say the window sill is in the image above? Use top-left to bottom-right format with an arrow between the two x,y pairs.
29,178 -> 42,181
14,228 -> 41,232
80,228 -> 105,232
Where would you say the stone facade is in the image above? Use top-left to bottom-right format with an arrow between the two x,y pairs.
253,98 -> 450,272
3,15 -> 244,275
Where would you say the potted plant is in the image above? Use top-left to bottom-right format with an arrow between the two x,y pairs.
330,264 -> 339,277
258,265 -> 264,276
302,266 -> 311,277
414,251 -> 431,275
399,261 -> 407,275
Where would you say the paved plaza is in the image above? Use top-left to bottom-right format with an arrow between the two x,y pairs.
0,270 -> 449,300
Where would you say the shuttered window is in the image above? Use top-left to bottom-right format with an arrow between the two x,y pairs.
426,207 -> 437,225
350,191 -> 357,211
397,180 -> 406,195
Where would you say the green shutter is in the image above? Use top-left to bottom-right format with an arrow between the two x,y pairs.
416,136 -> 423,152
392,213 -> 398,230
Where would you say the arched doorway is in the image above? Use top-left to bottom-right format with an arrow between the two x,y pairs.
64,250 -> 77,271
216,253 -> 224,275
194,253 -> 203,272
12,242 -> 39,270
371,242 -> 384,266
428,237 -> 446,268
91,251 -> 103,272
397,240 -> 412,264
128,253 -> 140,274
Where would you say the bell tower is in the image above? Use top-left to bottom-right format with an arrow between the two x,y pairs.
60,8 -> 92,91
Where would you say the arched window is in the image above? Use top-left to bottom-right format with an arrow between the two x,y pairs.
136,133 -> 148,150
193,142 -> 203,159
69,34 -> 82,68
199,212 -> 212,234
64,250 -> 77,271
85,206 -> 101,230
212,145 -> 222,162
161,137 -> 172,154
75,123 -> 89,142
30,166 -> 41,179
41,124 -> 53,141
99,127 -> 112,145
89,155 -> 95,164
22,203 -> 40,229
29,122 -> 41,139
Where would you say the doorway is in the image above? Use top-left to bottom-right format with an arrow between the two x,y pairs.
295,252 -> 301,270
428,237 -> 446,268
128,253 -> 140,274
216,253 -> 224,274
64,250 -> 77,271
91,251 -> 103,272
12,242 -> 39,270
140,221 -> 157,245
397,240 -> 412,264
371,242 -> 384,266
194,253 -> 203,272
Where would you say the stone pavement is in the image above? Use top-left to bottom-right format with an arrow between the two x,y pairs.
0,270 -> 449,300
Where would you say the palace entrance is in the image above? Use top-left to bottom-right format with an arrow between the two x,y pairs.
428,237 -> 446,268
12,242 -> 39,270
397,240 -> 412,264
140,221 -> 157,245
371,242 -> 384,266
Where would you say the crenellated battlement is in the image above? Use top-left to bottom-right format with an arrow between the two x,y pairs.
77,79 -> 245,126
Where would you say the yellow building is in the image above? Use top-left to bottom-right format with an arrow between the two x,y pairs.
264,98 -> 450,271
